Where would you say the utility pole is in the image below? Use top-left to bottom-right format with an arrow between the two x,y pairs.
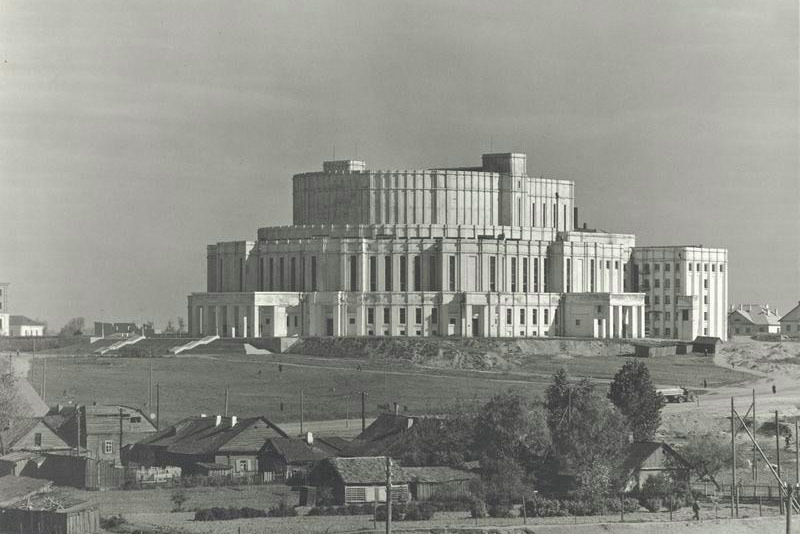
787,484 -> 793,534
76,407 -> 81,456
41,356 -> 46,403
148,359 -> 153,409
224,386 -> 229,417
361,391 -> 367,432
796,419 -> 799,485
385,456 -> 392,534
777,410 -> 783,515
753,388 -> 757,482
119,408 -> 124,461
345,395 -> 350,428
156,383 -> 160,430
731,397 -> 736,518
300,390 -> 304,435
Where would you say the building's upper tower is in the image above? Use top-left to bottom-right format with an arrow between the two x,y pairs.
291,152 -> 574,230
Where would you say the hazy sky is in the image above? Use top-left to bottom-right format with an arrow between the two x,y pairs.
1,0 -> 797,331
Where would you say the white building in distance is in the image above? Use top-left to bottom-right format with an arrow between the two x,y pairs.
187,153 -> 727,341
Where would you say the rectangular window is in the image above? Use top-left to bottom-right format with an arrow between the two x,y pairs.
655,296 -> 660,305
615,260 -> 619,270
665,327 -> 671,337
218,258 -> 223,290
519,309 -> 526,324
369,257 -> 377,292
566,258 -> 572,292
696,263 -> 700,271
290,257 -> 296,291
655,279 -> 660,288
259,257 -> 264,291
654,263 -> 660,272
590,259 -> 595,292
399,308 -> 406,324
682,310 -> 689,321
448,256 -> 456,291
506,309 -> 513,325
532,309 -> 538,324
269,258 -> 274,290
511,258 -> 517,293
415,308 -> 422,324
431,308 -> 438,324
712,264 -> 716,272
675,278 -> 680,290
104,440 -> 113,454
665,263 -> 671,272
429,256 -> 437,290
349,255 -> 358,291
522,258 -> 528,292
367,308 -> 375,324
665,311 -> 671,321
665,279 -> 671,289
665,295 -> 671,305
279,258 -> 285,289
703,311 -> 708,321
543,257 -> 548,292
533,258 -> 539,292
704,295 -> 708,304
553,202 -> 557,227
311,256 -> 317,291
720,264 -> 724,272
489,257 -> 497,292
689,263 -> 693,271
544,309 -> 550,324
34,433 -> 42,447
413,256 -> 421,291
542,202 -> 546,227
383,308 -> 390,324
703,279 -> 708,289
531,203 -> 536,227
400,257 -> 407,291
645,295 -> 650,305
385,256 -> 393,291
704,264 -> 709,272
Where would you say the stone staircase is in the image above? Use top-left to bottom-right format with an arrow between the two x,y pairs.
170,335 -> 219,355
94,334 -> 145,355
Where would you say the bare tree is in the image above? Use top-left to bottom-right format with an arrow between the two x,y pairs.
0,363 -> 22,455
177,317 -> 185,336
59,317 -> 85,337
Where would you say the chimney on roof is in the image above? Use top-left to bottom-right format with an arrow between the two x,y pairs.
231,416 -> 238,427
215,415 -> 222,427
306,432 -> 313,445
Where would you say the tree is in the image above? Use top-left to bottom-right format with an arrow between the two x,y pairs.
545,369 -> 629,472
392,414 -> 474,467
608,360 -> 665,441
170,490 -> 188,511
474,392 -> 551,467
164,320 -> 176,334
177,317 -> 185,336
0,362 -> 25,455
59,317 -> 84,337
677,432 -> 747,486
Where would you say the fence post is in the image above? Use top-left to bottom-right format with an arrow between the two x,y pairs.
522,495 -> 527,525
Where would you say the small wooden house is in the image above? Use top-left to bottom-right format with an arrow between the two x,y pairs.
310,457 -> 410,505
261,436 -> 330,483
619,441 -> 690,492
691,336 -> 723,355
0,417 -> 71,455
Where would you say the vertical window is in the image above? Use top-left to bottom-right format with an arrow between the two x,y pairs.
542,202 -> 546,227
269,258 -> 274,290
290,257 -> 296,291
34,433 -> 42,447
350,255 -> 358,291
543,257 -> 549,292
400,256 -> 407,291
385,256 -> 393,291
259,257 -> 264,291
533,258 -> 539,292
399,308 -> 406,324
489,257 -> 497,292
511,258 -> 517,293
311,256 -> 317,291
703,279 -> 708,289
431,308 -> 438,324
413,256 -> 421,291
448,256 -> 456,291
506,309 -> 513,325
429,256 -> 437,290
383,308 -> 390,324
590,259 -> 595,292
279,258 -> 285,289
563,205 -> 567,229
104,440 -> 113,454
544,309 -> 550,324
369,257 -> 377,292
519,309 -> 526,324
218,258 -> 223,290
522,258 -> 528,293
553,203 -> 557,227
239,258 -> 244,291
367,308 -> 375,324
566,258 -> 572,292
532,309 -> 538,324
531,204 -> 536,227
415,308 -> 422,324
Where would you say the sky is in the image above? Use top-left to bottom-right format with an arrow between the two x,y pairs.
1,0 -> 797,331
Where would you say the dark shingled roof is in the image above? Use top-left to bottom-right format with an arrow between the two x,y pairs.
0,418 -> 41,450
315,436 -> 350,455
403,466 -> 477,483
325,457 -> 411,485
137,416 -> 287,456
267,437 -> 330,463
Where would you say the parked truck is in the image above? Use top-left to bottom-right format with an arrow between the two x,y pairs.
657,387 -> 690,403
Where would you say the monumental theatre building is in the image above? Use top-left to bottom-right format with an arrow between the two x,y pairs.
187,153 -> 727,341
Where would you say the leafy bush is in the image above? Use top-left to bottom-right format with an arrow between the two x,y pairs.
374,504 -> 403,521
470,497 -> 487,519
100,515 -> 127,529
194,507 -> 268,521
404,503 -> 435,521
642,497 -> 663,513
488,502 -> 514,518
268,500 -> 297,517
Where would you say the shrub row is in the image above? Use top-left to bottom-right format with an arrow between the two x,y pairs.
194,507 -> 267,521
307,502 -> 435,521
470,496 -> 640,518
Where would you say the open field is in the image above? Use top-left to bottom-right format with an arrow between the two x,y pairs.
26,345 -> 750,429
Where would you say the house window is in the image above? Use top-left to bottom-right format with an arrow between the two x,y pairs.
665,263 -> 670,272
506,309 -> 513,325
367,308 -> 375,324
689,263 -> 693,271
665,279 -> 670,289
665,327 -> 671,336
349,255 -> 358,291
522,258 -> 528,292
654,296 -> 660,305
544,309 -> 549,324
348,317 -> 355,325
532,309 -> 538,325
429,256 -> 437,290
703,279 -> 708,289
130,416 -> 141,423
279,257 -> 285,289
704,264 -> 709,272
704,295 -> 708,304
654,279 -> 660,288
576,319 -> 581,326
665,295 -> 671,305
383,308 -> 390,324
712,264 -> 716,272
399,309 -> 406,324
720,265 -> 724,272
34,433 -> 42,447
704,312 -> 708,321
415,308 -> 422,324
311,256 -> 317,291
665,312 -> 671,321
519,309 -> 526,325
238,459 -> 250,472
104,440 -> 113,454
413,256 -> 421,291
682,310 -> 689,321
290,257 -> 296,291
533,258 -> 539,292
654,264 -> 660,272
431,308 -> 438,324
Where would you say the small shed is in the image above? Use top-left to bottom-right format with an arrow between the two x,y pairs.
691,336 -> 723,355
0,490 -> 99,534
619,441 -> 690,492
404,466 -> 477,501
261,437 -> 330,483
310,457 -> 410,505
194,462 -> 232,477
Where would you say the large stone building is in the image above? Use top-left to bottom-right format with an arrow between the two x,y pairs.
187,153 -> 727,341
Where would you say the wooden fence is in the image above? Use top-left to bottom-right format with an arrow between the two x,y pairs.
0,508 -> 99,534
693,481 -> 785,500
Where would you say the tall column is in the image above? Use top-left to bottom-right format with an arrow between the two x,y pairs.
273,306 -> 288,337
198,306 -> 204,336
187,304 -> 193,335
227,306 -> 237,338
463,304 -> 472,337
252,305 -> 260,338
607,305 -> 615,339
639,306 -> 646,338
616,305 -> 624,338
242,307 -> 249,338
631,305 -> 639,338
215,306 -> 223,337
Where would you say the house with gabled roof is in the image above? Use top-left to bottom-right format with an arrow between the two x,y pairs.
310,457 -> 411,505
261,434 -> 332,482
133,414 -> 287,477
619,441 -> 691,492
0,417 -> 70,456
780,301 -> 800,338
728,304 -> 781,337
